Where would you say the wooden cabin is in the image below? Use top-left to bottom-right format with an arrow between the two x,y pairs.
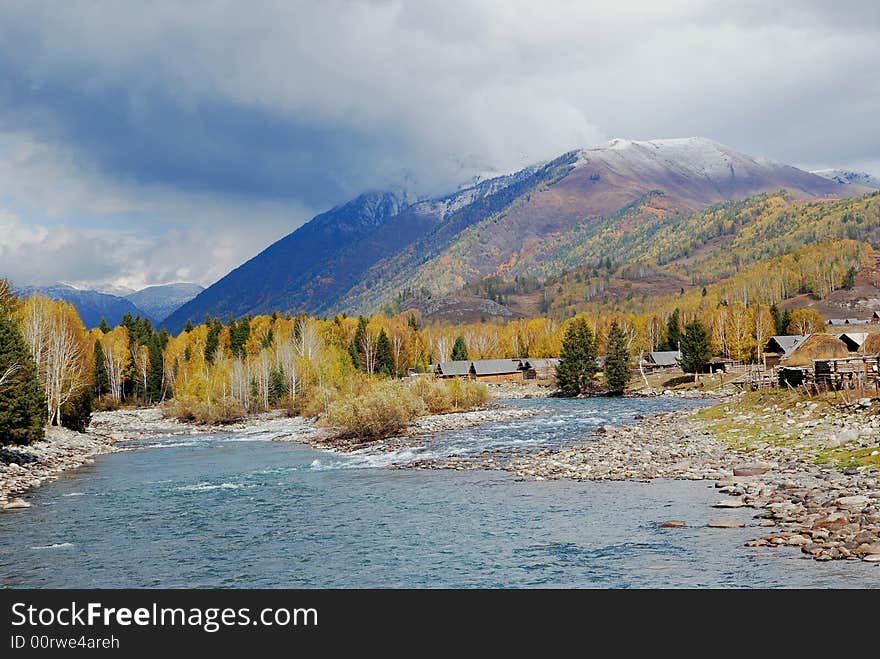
468,359 -> 524,382
709,356 -> 735,373
828,318 -> 870,327
520,358 -> 560,381
643,351 -> 681,373
434,361 -> 471,378
814,355 -> 880,389
763,335 -> 809,370
835,332 -> 868,352
778,367 -> 808,388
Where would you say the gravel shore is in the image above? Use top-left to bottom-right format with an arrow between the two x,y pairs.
0,427 -> 118,506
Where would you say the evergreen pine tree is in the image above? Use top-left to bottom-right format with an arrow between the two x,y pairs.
0,313 -> 47,445
770,304 -> 783,335
680,320 -> 711,382
347,341 -> 360,370
261,327 -> 274,350
269,366 -> 286,405
60,390 -> 93,432
184,320 -> 194,333
604,322 -> 631,395
349,316 -> 369,370
231,317 -> 251,358
663,308 -> 682,351
780,309 -> 792,335
147,335 -> 164,402
555,318 -> 598,395
98,317 -> 111,334
93,339 -> 109,396
375,330 -> 395,376
451,335 -> 468,361
204,318 -> 221,363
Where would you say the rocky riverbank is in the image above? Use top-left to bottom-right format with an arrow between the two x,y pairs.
89,407 -> 319,441
0,427 -> 118,507
484,381 -> 554,399
409,410 -> 735,479
628,385 -> 739,399
410,395 -> 880,565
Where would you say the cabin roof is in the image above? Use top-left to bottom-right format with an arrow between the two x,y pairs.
470,359 -> 523,375
436,360 -> 471,376
836,332 -> 868,349
765,335 -> 809,357
829,318 -> 869,325
646,351 -> 681,366
522,358 -> 560,369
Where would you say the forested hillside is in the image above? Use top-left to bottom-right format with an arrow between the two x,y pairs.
340,139 -> 864,313
471,191 -> 880,319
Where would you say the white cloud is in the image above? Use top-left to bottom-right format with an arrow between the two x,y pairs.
0,132 -> 314,288
0,1 -> 877,289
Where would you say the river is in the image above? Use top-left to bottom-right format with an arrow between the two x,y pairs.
0,397 -> 876,588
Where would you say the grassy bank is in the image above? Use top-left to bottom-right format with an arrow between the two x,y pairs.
693,388 -> 879,471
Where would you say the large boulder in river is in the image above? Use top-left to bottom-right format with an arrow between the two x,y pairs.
3,498 -> 31,510
708,520 -> 745,528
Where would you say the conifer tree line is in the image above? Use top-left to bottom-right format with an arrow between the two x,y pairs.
0,272 -> 844,443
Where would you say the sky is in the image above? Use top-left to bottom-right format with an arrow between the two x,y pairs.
0,0 -> 878,290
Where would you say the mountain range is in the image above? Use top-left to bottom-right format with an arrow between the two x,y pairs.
164,137 -> 876,331
14,282 -> 204,329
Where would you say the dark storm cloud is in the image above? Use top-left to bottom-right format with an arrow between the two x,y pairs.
0,46 -> 411,207
0,1 -> 876,288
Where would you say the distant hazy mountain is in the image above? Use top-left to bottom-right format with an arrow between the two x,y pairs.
95,284 -> 137,297
812,169 -> 880,189
125,283 -> 204,324
163,137 -> 870,330
14,282 -> 204,329
13,284 -> 148,329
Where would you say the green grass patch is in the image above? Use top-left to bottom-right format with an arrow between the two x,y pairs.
814,445 -> 880,471
693,388 -> 830,450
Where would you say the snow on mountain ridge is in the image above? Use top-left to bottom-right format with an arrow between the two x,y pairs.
565,136 -> 840,194
812,169 -> 880,189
